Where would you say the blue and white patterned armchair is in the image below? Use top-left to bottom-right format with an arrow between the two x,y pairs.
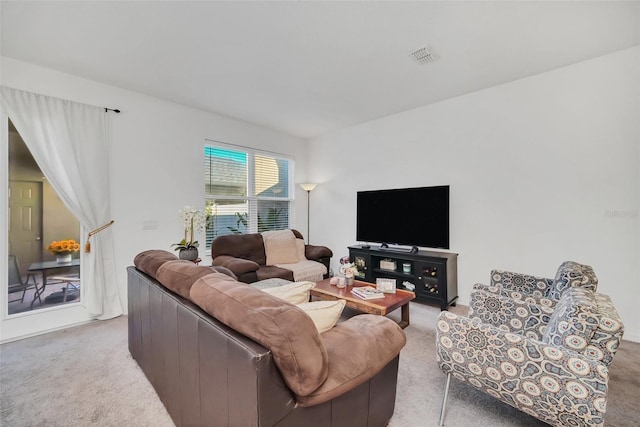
436,286 -> 624,426
473,261 -> 598,308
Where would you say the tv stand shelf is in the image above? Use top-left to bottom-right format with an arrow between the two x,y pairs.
349,245 -> 458,310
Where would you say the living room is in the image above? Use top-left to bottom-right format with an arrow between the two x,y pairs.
1,1 -> 639,426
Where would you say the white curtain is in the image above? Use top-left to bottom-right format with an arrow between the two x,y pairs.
1,86 -> 122,319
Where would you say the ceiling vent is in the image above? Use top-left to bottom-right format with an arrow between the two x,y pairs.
409,45 -> 438,64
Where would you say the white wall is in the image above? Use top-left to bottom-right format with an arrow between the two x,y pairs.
308,47 -> 640,342
1,57 -> 309,340
2,47 -> 638,342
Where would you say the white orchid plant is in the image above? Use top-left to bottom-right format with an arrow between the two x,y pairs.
339,255 -> 359,277
171,205 -> 206,251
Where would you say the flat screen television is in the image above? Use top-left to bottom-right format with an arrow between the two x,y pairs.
356,185 -> 449,250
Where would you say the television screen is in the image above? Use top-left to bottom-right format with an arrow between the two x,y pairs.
356,186 -> 449,249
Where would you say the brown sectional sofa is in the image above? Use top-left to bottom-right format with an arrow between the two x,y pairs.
211,229 -> 332,283
129,250 -> 406,427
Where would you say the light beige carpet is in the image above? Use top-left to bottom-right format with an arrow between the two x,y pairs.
1,302 -> 638,426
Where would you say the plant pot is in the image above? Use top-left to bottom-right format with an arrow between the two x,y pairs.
179,247 -> 199,261
56,253 -> 73,263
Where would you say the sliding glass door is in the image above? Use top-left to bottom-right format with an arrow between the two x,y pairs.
2,116 -> 90,342
7,118 -> 82,314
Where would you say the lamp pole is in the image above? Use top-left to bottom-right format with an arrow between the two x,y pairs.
299,183 -> 318,243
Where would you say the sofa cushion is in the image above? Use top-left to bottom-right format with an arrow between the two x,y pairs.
190,275 -> 328,397
542,287 -> 599,352
211,233 -> 266,265
155,260 -> 230,299
262,281 -> 315,304
133,249 -> 178,278
296,315 -> 406,407
263,230 -> 299,265
297,300 -> 346,333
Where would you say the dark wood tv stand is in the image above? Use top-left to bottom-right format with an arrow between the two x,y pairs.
348,245 -> 458,310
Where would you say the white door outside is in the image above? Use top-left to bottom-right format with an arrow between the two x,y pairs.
8,180 -> 43,273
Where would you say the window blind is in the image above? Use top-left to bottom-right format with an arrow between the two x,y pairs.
204,144 -> 293,248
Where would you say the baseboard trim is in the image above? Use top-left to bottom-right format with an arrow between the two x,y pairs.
623,334 -> 640,344
0,319 -> 96,344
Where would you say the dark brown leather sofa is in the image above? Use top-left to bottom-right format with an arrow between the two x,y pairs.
211,229 -> 332,283
129,250 -> 406,427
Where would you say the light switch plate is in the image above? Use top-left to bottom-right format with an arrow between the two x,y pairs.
142,220 -> 158,230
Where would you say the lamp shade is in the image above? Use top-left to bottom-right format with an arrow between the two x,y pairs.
299,183 -> 318,192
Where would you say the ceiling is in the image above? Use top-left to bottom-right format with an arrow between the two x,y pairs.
1,1 -> 639,139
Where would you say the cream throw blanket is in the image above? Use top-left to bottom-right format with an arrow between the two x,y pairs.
263,230 -> 327,282
275,260 -> 327,282
263,230 -> 299,265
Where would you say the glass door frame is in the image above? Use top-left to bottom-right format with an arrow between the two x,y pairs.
1,112 -> 91,343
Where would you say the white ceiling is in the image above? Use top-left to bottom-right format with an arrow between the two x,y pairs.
1,1 -> 639,139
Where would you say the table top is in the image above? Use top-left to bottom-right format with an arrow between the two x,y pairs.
29,259 -> 80,271
312,278 -> 415,316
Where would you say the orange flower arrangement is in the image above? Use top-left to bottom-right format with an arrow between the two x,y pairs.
47,239 -> 81,255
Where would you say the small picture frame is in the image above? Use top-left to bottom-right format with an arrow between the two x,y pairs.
376,278 -> 396,294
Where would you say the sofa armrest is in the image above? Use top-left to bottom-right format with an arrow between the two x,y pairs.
296,314 -> 406,407
489,269 -> 554,296
305,245 -> 332,278
436,311 -> 609,427
305,244 -> 333,261
212,255 -> 260,275
469,289 -> 554,340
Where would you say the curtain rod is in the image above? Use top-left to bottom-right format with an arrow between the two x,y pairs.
2,86 -> 123,113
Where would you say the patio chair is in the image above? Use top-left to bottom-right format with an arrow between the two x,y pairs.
48,273 -> 80,302
8,254 -> 38,304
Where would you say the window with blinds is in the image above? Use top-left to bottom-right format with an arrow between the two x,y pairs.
204,144 -> 293,248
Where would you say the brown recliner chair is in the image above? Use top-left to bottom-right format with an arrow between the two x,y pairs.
211,229 -> 332,283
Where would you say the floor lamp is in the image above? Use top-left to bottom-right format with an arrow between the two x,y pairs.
299,183 -> 318,243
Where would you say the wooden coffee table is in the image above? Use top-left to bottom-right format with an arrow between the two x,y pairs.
311,278 -> 416,328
